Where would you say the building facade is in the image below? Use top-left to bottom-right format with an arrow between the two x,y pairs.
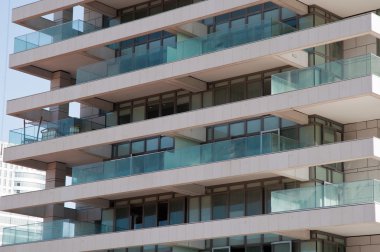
0,142 -> 45,245
1,0 -> 380,251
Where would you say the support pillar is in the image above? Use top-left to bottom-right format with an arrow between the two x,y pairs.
44,162 -> 68,222
53,9 -> 73,24
45,162 -> 67,189
50,71 -> 73,121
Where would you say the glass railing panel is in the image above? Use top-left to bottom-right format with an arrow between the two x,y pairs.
72,133 -> 298,185
76,20 -> 296,84
105,111 -> 118,127
168,21 -> 295,63
325,180 -> 375,206
2,219 -> 112,246
271,54 -> 380,95
270,185 -> 322,212
375,180 -> 380,203
271,180 -> 378,213
14,20 -> 100,53
370,54 -> 380,76
9,117 -> 105,145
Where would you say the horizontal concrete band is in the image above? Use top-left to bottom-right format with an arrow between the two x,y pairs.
8,13 -> 380,115
4,75 -> 379,163
1,204 -> 378,252
1,137 -> 379,214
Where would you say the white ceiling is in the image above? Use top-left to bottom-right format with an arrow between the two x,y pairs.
319,222 -> 380,236
296,95 -> 380,124
96,0 -> 149,9
299,0 -> 380,17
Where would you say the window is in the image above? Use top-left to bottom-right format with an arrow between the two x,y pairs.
247,119 -> 261,134
146,138 -> 159,152
191,93 -> 202,110
178,0 -> 194,7
115,207 -> 130,231
101,209 -> 115,231
113,136 -> 174,158
121,8 -> 134,23
201,195 -> 211,221
130,205 -> 143,229
146,97 -> 160,119
162,93 -> 175,116
214,83 -> 229,105
177,95 -> 190,113
157,202 -> 169,226
188,198 -> 200,223
169,198 -> 185,224
263,116 -> 279,131
229,190 -> 245,217
212,193 -> 228,220
132,101 -> 146,122
115,66 -> 291,129
246,188 -> 262,216
230,78 -> 246,102
135,4 -> 149,19
161,137 -> 174,149
132,140 -> 145,155
144,203 -> 157,228
164,0 -> 177,11
214,125 -> 229,140
117,142 -> 130,157
203,91 -> 213,108
150,1 -> 163,15
230,122 -> 245,137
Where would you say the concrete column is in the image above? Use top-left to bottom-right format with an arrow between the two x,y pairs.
50,71 -> 73,121
52,9 -> 73,42
44,204 -> 65,221
344,120 -> 380,182
51,71 -> 72,90
45,162 -> 67,189
53,9 -> 73,24
44,162 -> 67,223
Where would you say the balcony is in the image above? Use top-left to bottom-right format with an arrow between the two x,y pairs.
2,219 -> 112,246
9,117 -> 105,145
2,180 -> 379,246
9,53 -> 380,147
271,179 -> 380,212
76,20 -> 295,84
271,53 -> 380,95
14,20 -> 100,53
71,133 -> 298,185
13,0 -> 209,53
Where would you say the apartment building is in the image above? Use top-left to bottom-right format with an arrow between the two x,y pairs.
1,0 -> 380,251
0,142 -> 45,245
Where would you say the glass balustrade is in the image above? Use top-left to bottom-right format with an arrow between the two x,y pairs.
2,219 -> 113,246
271,179 -> 380,212
14,0 -> 207,53
76,20 -> 295,84
72,133 -> 298,185
9,117 -> 105,145
271,54 -> 380,94
14,20 -> 100,53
